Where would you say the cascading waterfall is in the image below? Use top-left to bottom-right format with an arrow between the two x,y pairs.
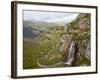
64,41 -> 76,65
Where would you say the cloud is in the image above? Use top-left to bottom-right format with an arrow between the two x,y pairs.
23,10 -> 79,24
46,14 -> 78,23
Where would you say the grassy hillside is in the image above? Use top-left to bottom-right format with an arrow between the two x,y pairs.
23,29 -> 66,69
23,13 -> 91,69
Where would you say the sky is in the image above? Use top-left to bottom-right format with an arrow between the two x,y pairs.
23,10 -> 79,24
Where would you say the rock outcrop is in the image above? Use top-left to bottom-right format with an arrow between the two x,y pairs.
62,13 -> 91,66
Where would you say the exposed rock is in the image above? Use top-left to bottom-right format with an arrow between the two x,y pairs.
65,13 -> 91,66
85,41 -> 91,59
76,13 -> 91,31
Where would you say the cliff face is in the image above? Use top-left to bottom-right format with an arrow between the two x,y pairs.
64,13 -> 91,66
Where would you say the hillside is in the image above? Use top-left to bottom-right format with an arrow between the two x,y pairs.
63,13 -> 91,66
23,13 -> 91,69
23,20 -> 63,30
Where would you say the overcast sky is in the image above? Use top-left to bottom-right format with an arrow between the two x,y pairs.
23,10 -> 79,24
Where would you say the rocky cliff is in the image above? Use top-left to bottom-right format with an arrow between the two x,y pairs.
63,13 -> 91,66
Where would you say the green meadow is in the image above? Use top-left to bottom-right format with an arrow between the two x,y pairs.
23,30 -> 66,69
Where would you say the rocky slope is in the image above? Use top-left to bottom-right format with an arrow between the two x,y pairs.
62,13 -> 91,66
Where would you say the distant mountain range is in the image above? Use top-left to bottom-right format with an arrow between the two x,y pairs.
23,19 -> 67,38
23,26 -> 47,38
23,20 -> 66,30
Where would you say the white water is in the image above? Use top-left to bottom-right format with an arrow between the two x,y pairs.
64,41 -> 76,65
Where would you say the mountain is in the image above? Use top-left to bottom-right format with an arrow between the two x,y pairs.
23,27 -> 36,38
23,20 -> 64,30
61,13 -> 91,66
23,26 -> 47,38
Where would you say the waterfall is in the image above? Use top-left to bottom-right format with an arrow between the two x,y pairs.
64,41 -> 76,65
